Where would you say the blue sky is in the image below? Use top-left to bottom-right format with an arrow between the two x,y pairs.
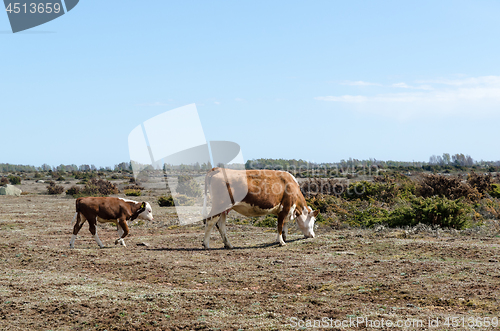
1,0 -> 500,167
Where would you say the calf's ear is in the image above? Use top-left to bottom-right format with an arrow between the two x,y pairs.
312,210 -> 319,217
141,202 -> 146,209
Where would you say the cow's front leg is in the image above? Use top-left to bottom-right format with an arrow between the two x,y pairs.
203,215 -> 219,249
115,220 -> 129,247
216,212 -> 233,249
276,214 -> 286,246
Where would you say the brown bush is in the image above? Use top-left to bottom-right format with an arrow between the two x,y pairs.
0,177 -> 8,185
47,182 -> 64,195
65,185 -> 81,196
467,172 -> 493,194
418,174 -> 481,201
300,178 -> 347,197
83,178 -> 119,196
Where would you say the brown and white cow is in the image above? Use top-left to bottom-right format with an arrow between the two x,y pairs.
202,167 -> 319,249
70,197 -> 154,249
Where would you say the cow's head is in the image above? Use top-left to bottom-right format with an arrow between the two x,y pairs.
138,202 -> 154,221
295,206 -> 318,238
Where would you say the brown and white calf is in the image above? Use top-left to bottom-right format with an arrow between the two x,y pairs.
70,197 -> 154,248
202,167 -> 319,249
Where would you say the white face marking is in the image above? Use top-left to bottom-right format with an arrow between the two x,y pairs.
138,202 -> 154,221
295,206 -> 316,238
232,201 -> 283,217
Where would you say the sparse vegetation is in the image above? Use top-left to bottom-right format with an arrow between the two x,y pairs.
158,195 -> 175,207
73,178 -> 119,197
46,181 -> 64,195
124,189 -> 142,196
65,185 -> 81,196
8,175 -> 21,185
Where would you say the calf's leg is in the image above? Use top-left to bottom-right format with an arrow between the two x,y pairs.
70,212 -> 86,248
115,220 -> 129,247
88,218 -> 104,249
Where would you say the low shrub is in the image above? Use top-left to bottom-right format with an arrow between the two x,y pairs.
158,195 -> 175,207
385,196 -> 471,229
176,175 -> 202,197
47,182 -> 64,195
490,184 -> 500,199
65,186 -> 81,196
467,172 -> 493,194
0,177 -> 8,185
83,178 -> 119,196
418,174 -> 480,201
56,176 -> 65,181
300,178 -> 347,197
254,215 -> 277,228
8,176 -> 21,185
123,184 -> 145,191
125,189 -> 142,196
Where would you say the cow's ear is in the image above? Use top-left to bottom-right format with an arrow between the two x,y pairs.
141,202 -> 146,209
312,210 -> 319,217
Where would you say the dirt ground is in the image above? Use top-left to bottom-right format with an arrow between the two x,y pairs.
1,190 -> 500,330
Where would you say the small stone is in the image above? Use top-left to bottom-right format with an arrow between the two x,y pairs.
136,242 -> 149,247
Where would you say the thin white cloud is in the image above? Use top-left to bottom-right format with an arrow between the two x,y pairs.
214,101 -> 221,105
317,75 -> 500,119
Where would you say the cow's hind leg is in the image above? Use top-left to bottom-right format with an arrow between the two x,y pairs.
88,218 -> 104,249
115,220 -> 129,247
276,212 -> 288,246
216,213 -> 233,249
203,215 -> 220,249
70,212 -> 86,248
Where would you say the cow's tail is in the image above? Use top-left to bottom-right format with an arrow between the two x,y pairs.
71,198 -> 82,226
202,168 -> 221,222
202,171 -> 211,220
71,212 -> 78,226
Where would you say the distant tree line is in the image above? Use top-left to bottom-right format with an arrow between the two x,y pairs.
0,162 -> 133,173
2,153 -> 500,175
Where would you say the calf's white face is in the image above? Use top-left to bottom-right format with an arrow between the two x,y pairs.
295,206 -> 318,238
138,202 -> 154,221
